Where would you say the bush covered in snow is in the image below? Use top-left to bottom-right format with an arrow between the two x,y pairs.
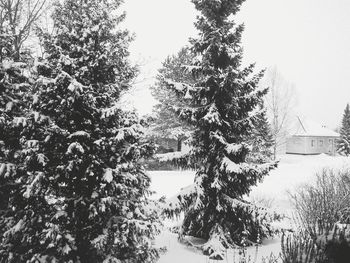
282,166 -> 350,263
289,167 -> 350,237
281,225 -> 350,263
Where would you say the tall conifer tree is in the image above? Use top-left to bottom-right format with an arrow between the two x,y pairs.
0,7 -> 35,254
0,1 -> 159,262
149,47 -> 195,152
337,103 -> 350,155
164,0 -> 277,259
249,106 -> 274,163
0,61 -> 33,254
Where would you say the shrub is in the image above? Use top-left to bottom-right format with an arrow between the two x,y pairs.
289,167 -> 350,237
281,225 -> 350,263
282,166 -> 350,263
322,224 -> 350,263
281,229 -> 326,263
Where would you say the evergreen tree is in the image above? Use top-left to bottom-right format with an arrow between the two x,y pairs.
0,60 -> 33,253
163,0 -> 277,259
0,9 -> 35,253
149,47 -> 195,152
337,103 -> 350,156
248,106 -> 274,163
0,0 -> 159,262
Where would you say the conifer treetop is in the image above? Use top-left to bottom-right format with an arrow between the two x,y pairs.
337,103 -> 350,156
163,0 -> 277,259
0,1 -> 160,262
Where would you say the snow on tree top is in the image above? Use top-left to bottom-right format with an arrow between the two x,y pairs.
23,172 -> 45,199
66,142 -> 85,154
36,76 -> 55,86
220,156 -> 241,173
202,104 -> 222,125
5,219 -> 25,236
164,78 -> 194,93
37,154 -> 48,166
54,210 -> 68,220
67,79 -> 84,94
163,184 -> 195,211
183,64 -> 201,73
103,168 -> 113,183
0,163 -> 15,178
62,244 -> 71,255
13,117 -> 27,127
101,104 -> 122,119
226,143 -> 247,154
68,131 -> 90,139
1,60 -> 27,70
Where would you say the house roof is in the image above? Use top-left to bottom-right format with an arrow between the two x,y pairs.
292,117 -> 340,137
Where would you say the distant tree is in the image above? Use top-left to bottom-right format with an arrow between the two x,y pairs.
0,0 -> 48,61
248,105 -> 274,163
149,47 -> 195,152
0,0 -> 159,262
163,0 -> 277,259
264,67 -> 297,159
337,103 -> 350,156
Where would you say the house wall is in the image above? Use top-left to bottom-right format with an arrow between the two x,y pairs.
286,136 -> 338,155
304,136 -> 337,155
286,136 -> 308,154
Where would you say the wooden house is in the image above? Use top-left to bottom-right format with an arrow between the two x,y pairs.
286,117 -> 339,155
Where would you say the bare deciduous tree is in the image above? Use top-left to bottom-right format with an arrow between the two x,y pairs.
0,0 -> 48,61
264,67 -> 297,159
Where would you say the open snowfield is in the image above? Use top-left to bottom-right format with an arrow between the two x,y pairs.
149,154 -> 350,262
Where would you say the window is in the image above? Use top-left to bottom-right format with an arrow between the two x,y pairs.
319,140 -> 323,147
329,139 -> 333,144
311,140 -> 315,147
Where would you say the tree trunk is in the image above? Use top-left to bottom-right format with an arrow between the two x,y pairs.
13,37 -> 21,61
177,138 -> 182,152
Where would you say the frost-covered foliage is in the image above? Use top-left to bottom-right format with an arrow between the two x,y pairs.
0,60 -> 33,251
248,106 -> 274,163
0,1 -> 159,262
162,0 -> 277,259
286,167 -> 350,263
281,225 -> 350,263
148,47 -> 195,152
289,167 -> 350,238
337,104 -> 350,156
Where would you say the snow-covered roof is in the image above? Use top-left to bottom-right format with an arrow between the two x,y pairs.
292,117 -> 339,137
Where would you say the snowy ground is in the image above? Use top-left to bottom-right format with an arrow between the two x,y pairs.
149,154 -> 350,262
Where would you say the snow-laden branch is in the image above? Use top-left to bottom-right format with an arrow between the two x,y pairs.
162,184 -> 196,218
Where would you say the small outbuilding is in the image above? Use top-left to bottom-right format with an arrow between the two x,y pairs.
286,117 -> 340,155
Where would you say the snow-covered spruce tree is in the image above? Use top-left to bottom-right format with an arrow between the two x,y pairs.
337,103 -> 350,156
0,60 -> 33,255
248,105 -> 274,163
149,47 -> 195,152
0,0 -> 159,262
163,0 -> 277,259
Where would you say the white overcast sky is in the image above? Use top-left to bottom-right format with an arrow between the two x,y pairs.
122,0 -> 350,129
